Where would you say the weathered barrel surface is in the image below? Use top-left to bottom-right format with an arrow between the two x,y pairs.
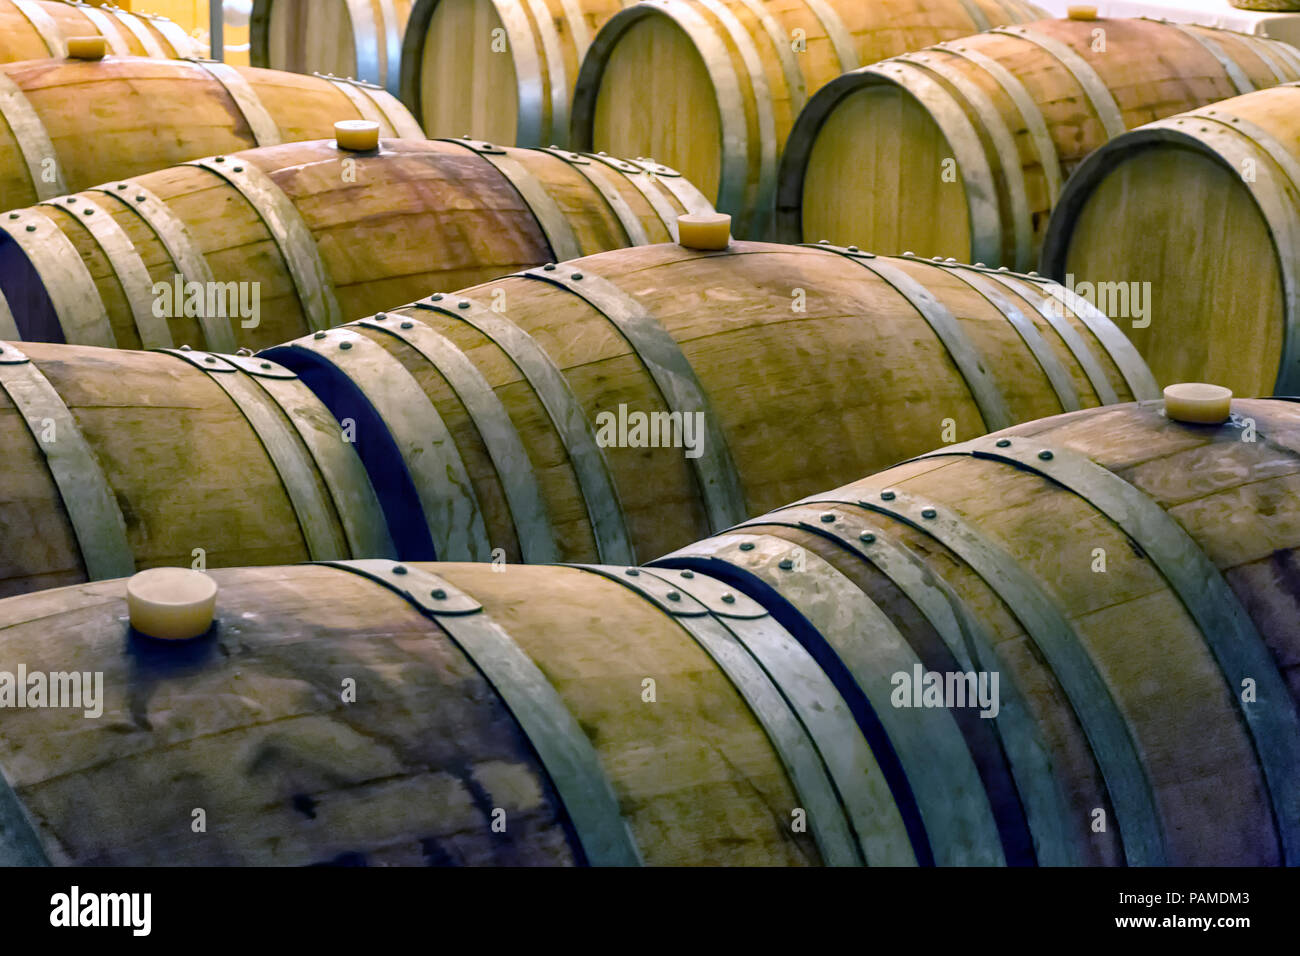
0,560 -> 833,865
263,241 -> 1157,567
401,0 -> 633,148
570,0 -> 1047,237
0,0 -> 194,62
251,0 -> 413,95
652,398 -> 1300,866
0,140 -> 706,352
1,400 -> 1295,866
776,16 -> 1300,267
1041,83 -> 1300,397
0,54 -> 422,210
0,340 -> 393,599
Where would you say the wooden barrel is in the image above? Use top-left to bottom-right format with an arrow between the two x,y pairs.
0,55 -> 422,210
262,241 -> 1156,566
0,340 -> 394,599
775,16 -> 1300,268
0,558 -> 877,865
1040,83 -> 1300,397
569,0 -> 1048,237
0,0 -> 195,62
653,397 -> 1300,865
0,140 -> 708,352
399,0 -> 632,148
250,0 -> 413,95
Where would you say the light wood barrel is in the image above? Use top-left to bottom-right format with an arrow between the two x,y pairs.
0,140 -> 705,352
570,0 -> 1048,237
400,0 -> 632,148
262,241 -> 1156,566
0,340 -> 393,599
250,0 -> 413,94
0,0 -> 195,62
776,16 -> 1300,267
1041,83 -> 1300,397
654,398 -> 1300,866
0,55 -> 423,210
0,560 -> 849,865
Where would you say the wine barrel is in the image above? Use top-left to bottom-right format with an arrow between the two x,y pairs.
250,0 -> 412,95
0,54 -> 422,210
569,0 -> 1048,237
775,16 -> 1300,268
400,0 -> 633,149
0,557 -> 897,865
262,240 -> 1156,566
0,340 -> 393,599
0,139 -> 703,352
1041,83 -> 1300,397
653,397 -> 1300,866
0,0 -> 195,62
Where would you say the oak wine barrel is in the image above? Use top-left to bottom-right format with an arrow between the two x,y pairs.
653,397 -> 1300,866
250,0 -> 413,94
0,0 -> 195,62
262,240 -> 1156,566
0,340 -> 393,599
400,0 -> 633,148
1041,83 -> 1300,397
1,398 -> 1296,865
0,139 -> 705,352
775,16 -> 1300,268
570,0 -> 1048,237
0,54 -> 422,210
0,559 -> 845,865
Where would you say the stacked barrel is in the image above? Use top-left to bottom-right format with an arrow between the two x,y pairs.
0,0 -> 1296,869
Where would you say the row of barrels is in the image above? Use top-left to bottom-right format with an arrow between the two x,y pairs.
0,237 -> 1155,597
246,2 -> 1300,254
9,4 -> 1296,394
247,0 -> 1044,157
0,395 -> 1295,865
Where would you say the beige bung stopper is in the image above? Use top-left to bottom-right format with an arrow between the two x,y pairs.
127,567 -> 218,641
1163,383 -> 1232,424
677,212 -> 732,251
335,120 -> 380,152
68,36 -> 108,60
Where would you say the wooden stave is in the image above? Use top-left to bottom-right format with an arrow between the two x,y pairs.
0,341 -> 393,599
0,560 -> 832,866
1040,83 -> 1300,397
776,17 -> 1300,265
571,0 -> 1043,239
0,139 -> 691,353
261,241 -> 1153,568
651,398 -> 1300,866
